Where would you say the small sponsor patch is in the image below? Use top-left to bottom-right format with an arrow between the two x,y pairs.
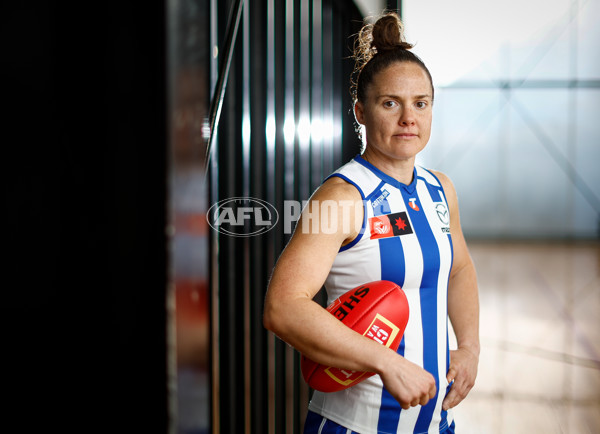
369,211 -> 413,239
371,189 -> 390,209
434,202 -> 451,233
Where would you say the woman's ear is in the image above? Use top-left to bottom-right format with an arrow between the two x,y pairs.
354,101 -> 364,125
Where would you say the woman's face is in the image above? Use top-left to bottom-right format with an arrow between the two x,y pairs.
355,62 -> 433,163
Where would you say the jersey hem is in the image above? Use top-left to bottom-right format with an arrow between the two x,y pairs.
307,404 -> 450,434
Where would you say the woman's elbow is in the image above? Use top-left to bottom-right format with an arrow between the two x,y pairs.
263,293 -> 298,340
262,297 -> 283,334
262,303 -> 275,332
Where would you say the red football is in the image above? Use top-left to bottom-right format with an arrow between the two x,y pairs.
300,280 -> 409,393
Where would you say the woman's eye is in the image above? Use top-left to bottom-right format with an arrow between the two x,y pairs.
416,101 -> 427,109
383,101 -> 397,108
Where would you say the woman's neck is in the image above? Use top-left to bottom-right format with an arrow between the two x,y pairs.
361,148 -> 415,185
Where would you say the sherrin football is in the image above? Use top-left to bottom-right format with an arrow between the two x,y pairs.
300,280 -> 409,393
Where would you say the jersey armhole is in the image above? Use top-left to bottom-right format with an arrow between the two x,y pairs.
420,167 -> 450,204
324,173 -> 368,252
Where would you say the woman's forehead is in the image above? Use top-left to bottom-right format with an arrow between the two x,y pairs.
368,63 -> 432,96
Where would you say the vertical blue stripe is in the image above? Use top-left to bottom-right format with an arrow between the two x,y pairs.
424,180 -> 443,204
376,236 -> 405,433
376,335 -> 406,433
401,186 -> 442,434
378,237 -> 405,287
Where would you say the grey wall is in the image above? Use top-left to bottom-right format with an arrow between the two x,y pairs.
408,0 -> 600,240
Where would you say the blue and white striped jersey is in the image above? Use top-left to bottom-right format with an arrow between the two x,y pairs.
308,155 -> 455,434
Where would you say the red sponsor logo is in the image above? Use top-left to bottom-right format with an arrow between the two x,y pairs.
408,198 -> 420,211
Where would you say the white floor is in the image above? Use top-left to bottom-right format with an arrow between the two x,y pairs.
452,241 -> 600,434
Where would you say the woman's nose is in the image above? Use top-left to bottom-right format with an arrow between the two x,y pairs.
398,107 -> 416,125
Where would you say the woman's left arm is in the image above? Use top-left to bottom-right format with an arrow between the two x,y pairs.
434,171 -> 480,411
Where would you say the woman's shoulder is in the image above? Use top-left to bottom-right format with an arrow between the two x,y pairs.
312,175 -> 364,203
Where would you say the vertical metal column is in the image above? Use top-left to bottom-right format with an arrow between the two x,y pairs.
311,0 -> 323,188
265,0 -> 277,432
298,0 -> 311,201
241,2 -> 252,432
284,0 -> 295,194
209,0 -> 220,430
321,3 -> 335,177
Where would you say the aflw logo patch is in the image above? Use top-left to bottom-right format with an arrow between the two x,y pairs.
369,211 -> 413,239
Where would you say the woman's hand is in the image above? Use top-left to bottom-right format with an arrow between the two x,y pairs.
442,347 -> 479,411
378,353 -> 437,410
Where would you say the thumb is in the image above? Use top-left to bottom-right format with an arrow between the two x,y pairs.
446,365 -> 456,384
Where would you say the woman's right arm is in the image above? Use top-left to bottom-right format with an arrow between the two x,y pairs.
263,177 -> 385,372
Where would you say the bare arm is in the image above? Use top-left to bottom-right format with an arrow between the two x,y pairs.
263,177 -> 436,409
434,171 -> 480,411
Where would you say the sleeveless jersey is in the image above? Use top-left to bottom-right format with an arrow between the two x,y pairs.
307,155 -> 455,434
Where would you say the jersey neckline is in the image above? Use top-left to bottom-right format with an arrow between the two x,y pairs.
354,154 -> 418,194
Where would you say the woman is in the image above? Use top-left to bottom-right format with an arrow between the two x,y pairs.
263,11 -> 479,434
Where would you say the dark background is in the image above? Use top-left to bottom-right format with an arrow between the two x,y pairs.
5,2 -> 168,432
